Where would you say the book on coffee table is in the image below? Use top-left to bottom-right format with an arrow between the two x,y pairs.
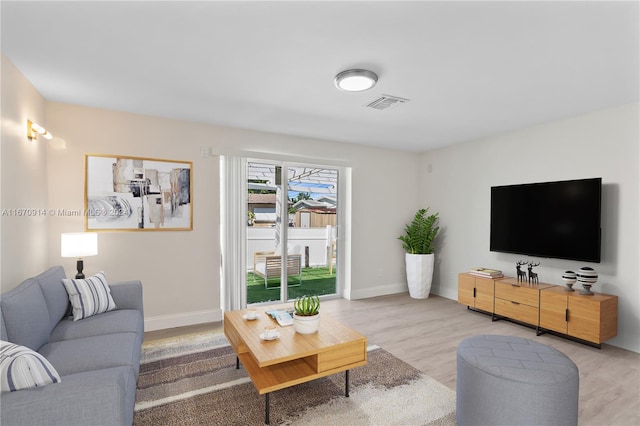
266,309 -> 294,326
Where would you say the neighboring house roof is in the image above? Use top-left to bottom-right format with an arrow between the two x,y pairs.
316,196 -> 337,206
248,193 -> 276,204
292,199 -> 336,211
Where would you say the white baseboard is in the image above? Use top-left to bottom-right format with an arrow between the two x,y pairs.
348,281 -> 408,300
144,308 -> 223,332
347,282 -> 457,301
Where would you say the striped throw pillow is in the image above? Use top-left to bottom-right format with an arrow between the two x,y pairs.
0,341 -> 61,392
62,271 -> 117,321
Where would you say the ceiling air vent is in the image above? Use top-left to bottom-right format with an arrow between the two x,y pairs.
365,94 -> 410,110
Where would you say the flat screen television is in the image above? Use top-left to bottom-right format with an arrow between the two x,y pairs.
490,178 -> 602,263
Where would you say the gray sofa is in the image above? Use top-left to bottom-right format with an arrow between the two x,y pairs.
0,266 -> 144,426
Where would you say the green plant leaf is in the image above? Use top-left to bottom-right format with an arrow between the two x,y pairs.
294,294 -> 320,316
398,208 -> 440,254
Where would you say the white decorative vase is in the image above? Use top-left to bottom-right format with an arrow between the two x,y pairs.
405,253 -> 434,299
577,267 -> 598,296
293,313 -> 320,334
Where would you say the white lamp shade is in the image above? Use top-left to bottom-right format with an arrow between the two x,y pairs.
61,233 -> 98,258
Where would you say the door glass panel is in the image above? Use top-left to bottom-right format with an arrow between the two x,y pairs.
246,161 -> 337,305
286,165 -> 337,300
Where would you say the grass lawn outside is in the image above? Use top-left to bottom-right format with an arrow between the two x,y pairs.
247,266 -> 337,304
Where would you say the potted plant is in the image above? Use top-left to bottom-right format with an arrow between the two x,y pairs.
292,295 -> 320,334
398,208 -> 440,299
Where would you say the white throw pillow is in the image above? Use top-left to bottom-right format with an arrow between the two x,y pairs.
0,341 -> 61,392
62,271 -> 117,321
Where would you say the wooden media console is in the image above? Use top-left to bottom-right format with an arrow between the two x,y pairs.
458,273 -> 618,348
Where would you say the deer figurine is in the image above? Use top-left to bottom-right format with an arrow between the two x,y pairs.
527,262 -> 540,283
516,261 -> 528,282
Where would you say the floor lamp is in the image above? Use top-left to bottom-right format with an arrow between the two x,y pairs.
61,233 -> 98,279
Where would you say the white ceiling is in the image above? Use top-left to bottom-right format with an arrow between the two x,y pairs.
2,1 -> 638,152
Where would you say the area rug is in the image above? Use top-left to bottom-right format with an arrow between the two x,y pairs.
134,332 -> 456,425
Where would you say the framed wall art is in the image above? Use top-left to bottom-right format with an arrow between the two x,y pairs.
85,154 -> 193,231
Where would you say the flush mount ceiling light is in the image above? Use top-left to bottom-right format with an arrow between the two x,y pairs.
334,69 -> 378,92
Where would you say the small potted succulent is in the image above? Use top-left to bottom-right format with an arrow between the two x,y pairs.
293,295 -> 320,334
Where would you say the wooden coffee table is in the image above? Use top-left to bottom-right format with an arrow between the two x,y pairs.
224,306 -> 367,424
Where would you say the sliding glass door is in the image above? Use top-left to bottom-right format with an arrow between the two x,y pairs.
246,160 -> 338,305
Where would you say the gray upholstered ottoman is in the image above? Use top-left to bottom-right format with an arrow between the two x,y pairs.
456,335 -> 579,426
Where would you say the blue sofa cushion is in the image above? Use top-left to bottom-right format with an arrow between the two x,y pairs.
0,280 -> 50,350
0,341 -> 61,392
62,272 -> 117,321
0,365 -> 136,426
39,332 -> 141,377
49,309 -> 143,342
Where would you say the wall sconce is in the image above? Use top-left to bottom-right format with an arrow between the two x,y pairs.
27,120 -> 53,141
61,232 -> 98,279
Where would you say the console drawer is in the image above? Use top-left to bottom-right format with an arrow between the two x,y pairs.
495,297 -> 538,325
495,281 -> 540,307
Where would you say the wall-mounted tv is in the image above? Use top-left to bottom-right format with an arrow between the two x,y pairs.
490,178 -> 602,263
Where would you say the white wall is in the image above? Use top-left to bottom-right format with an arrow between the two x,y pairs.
40,102 -> 418,331
420,103 -> 639,353
0,55 -> 49,289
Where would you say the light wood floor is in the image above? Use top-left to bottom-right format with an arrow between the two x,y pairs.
144,293 -> 640,426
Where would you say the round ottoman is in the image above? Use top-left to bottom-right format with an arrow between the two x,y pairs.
456,335 -> 579,426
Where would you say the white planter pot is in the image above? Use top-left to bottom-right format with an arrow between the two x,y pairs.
405,253 -> 434,299
293,313 -> 320,334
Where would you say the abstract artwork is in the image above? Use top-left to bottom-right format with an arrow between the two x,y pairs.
85,154 -> 192,231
